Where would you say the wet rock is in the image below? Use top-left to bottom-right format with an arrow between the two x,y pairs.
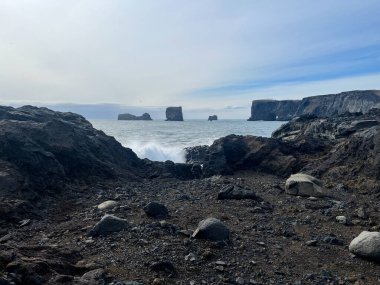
285,173 -> 326,197
192,218 -> 230,241
98,200 -> 118,211
217,184 -> 258,200
88,214 -> 129,237
349,231 -> 380,261
143,202 -> 168,218
150,261 -> 176,277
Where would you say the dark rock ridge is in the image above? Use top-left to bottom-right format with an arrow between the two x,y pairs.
118,113 -> 152,120
0,106 -> 196,205
248,90 -> 380,121
187,108 -> 380,191
208,115 -> 218,121
166,106 -> 183,121
0,106 -> 144,199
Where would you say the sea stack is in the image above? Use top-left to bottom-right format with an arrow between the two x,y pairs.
208,115 -> 218,121
166,106 -> 183,121
118,113 -> 152,120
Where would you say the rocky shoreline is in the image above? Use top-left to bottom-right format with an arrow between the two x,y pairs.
1,106 -> 380,284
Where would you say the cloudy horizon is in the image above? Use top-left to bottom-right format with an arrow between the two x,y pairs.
1,0 -> 380,118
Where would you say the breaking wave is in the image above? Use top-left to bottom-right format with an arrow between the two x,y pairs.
127,141 -> 186,163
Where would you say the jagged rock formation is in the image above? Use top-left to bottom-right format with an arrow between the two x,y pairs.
248,90 -> 380,121
118,113 -> 152,120
0,106 -> 143,199
165,107 -> 183,121
187,108 -> 380,191
208,115 -> 218,121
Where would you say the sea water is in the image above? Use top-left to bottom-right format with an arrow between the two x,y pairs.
90,119 -> 285,163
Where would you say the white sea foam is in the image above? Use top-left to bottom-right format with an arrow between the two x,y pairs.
127,141 -> 186,163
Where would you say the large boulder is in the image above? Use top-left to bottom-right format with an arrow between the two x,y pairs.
192,218 -> 230,241
285,173 -> 326,197
0,105 -> 144,199
349,231 -> 380,261
165,107 -> 183,121
188,135 -> 297,177
143,202 -> 169,218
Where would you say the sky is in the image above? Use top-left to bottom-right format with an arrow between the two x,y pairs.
1,0 -> 380,119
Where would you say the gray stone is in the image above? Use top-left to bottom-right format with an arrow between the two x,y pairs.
285,173 -> 326,197
97,200 -> 118,211
143,202 -> 168,218
336,216 -> 348,225
88,214 -> 129,237
349,231 -> 380,261
192,217 -> 230,241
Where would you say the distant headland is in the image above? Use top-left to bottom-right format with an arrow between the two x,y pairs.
248,90 -> 380,121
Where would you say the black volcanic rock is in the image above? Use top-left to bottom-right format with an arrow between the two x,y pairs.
248,90 -> 380,121
165,107 -> 183,121
0,105 -> 143,199
208,115 -> 218,121
188,108 -> 380,190
118,113 -> 152,120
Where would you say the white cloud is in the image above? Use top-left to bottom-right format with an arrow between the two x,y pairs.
0,0 -> 379,112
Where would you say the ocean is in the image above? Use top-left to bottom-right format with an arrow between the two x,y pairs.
90,119 -> 285,163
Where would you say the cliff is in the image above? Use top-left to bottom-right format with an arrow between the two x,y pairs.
248,90 -> 380,121
166,106 -> 184,121
118,112 -> 152,120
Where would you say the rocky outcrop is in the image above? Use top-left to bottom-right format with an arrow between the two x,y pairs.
208,115 -> 218,121
187,108 -> 380,190
0,106 -> 143,200
248,90 -> 380,121
248,100 -> 300,121
165,107 -> 183,121
118,113 -> 152,120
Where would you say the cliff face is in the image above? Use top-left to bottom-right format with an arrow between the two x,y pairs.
118,113 -> 152,120
248,90 -> 380,121
248,100 -> 301,121
166,106 -> 183,121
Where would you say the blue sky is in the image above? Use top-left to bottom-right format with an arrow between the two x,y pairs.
1,0 -> 380,118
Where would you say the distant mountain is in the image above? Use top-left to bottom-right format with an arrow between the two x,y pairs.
248,90 -> 380,121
